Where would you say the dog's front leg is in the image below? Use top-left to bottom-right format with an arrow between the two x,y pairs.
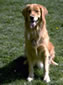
27,61 -> 34,82
43,48 -> 50,83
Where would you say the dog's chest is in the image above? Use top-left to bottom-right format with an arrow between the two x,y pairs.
27,30 -> 39,39
25,29 -> 47,61
27,30 -> 40,45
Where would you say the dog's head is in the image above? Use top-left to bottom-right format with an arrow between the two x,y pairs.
22,4 -> 48,29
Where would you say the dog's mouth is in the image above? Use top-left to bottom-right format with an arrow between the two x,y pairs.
30,20 -> 38,29
29,17 -> 39,29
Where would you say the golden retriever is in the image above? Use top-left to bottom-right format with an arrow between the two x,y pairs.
22,4 -> 58,82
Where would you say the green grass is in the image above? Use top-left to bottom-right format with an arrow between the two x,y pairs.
0,0 -> 63,85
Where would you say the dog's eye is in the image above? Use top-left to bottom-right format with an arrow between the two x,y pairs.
28,10 -> 31,13
35,10 -> 39,13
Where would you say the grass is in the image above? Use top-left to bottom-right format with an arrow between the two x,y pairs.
0,0 -> 63,85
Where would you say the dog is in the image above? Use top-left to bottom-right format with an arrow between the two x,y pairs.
22,4 -> 58,83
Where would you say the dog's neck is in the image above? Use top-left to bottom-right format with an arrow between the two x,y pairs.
25,21 -> 49,47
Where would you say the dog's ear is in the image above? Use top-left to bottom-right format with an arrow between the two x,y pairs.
42,6 -> 48,16
39,5 -> 48,23
22,6 -> 27,17
22,4 -> 30,17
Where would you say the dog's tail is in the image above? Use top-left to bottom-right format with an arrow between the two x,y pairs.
51,60 -> 58,66
49,55 -> 58,66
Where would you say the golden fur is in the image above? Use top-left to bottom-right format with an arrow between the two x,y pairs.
22,4 -> 58,82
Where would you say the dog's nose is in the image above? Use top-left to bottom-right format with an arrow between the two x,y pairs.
30,16 -> 34,21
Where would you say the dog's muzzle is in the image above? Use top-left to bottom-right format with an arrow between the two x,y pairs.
30,16 -> 39,29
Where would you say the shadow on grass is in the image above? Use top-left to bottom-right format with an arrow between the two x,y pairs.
0,56 -> 28,84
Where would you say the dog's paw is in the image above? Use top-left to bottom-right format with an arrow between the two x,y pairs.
27,77 -> 34,82
44,75 -> 50,83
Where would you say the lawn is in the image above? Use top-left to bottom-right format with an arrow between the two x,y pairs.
0,0 -> 63,85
